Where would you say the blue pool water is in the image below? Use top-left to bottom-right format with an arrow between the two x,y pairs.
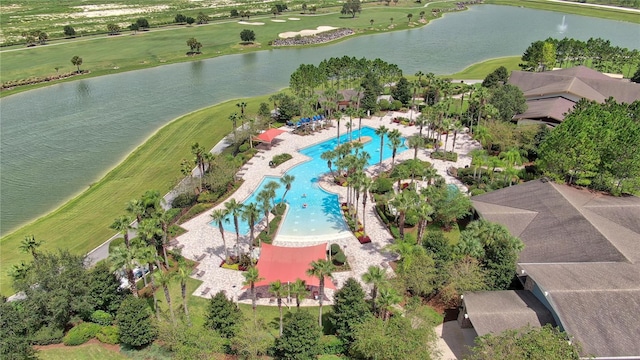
213,126 -> 407,241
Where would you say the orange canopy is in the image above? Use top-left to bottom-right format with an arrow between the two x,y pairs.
254,128 -> 286,144
250,243 -> 335,289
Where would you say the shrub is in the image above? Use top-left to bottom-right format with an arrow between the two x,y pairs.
391,100 -> 403,111
272,153 -> 293,166
197,191 -> 220,203
179,202 -> 214,222
172,193 -> 197,208
430,151 -> 458,162
109,237 -> 125,252
90,310 -> 113,326
63,322 -> 101,346
333,252 -> 346,266
470,188 -> 486,196
378,99 -> 391,111
405,209 -> 419,227
96,326 -> 119,345
330,244 -> 341,255
319,335 -> 345,355
31,325 -> 64,345
238,143 -> 250,152
372,177 -> 393,194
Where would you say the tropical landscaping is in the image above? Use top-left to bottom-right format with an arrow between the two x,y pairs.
2,0 -> 640,359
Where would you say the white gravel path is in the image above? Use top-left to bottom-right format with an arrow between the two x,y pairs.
173,110 -> 480,305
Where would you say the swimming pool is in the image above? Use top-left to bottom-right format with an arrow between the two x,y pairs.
212,126 -> 407,241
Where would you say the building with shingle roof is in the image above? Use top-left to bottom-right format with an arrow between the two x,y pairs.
459,180 -> 640,358
509,66 -> 640,126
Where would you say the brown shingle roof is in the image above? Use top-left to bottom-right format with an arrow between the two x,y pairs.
463,290 -> 556,336
512,97 -> 576,123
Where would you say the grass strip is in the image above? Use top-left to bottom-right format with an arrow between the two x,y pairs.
486,0 -> 640,23
446,56 -> 522,79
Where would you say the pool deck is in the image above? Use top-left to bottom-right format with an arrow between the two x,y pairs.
172,110 -> 481,306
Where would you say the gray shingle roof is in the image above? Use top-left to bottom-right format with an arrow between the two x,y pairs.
471,180 -> 639,264
463,290 -> 556,336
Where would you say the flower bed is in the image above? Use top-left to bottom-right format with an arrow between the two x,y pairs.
341,203 -> 371,244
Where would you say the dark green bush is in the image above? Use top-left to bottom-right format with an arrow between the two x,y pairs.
31,325 -> 64,345
238,143 -> 250,152
430,151 -> 458,162
63,322 -> 101,346
470,188 -> 486,196
96,326 -> 119,345
165,208 -> 182,222
179,203 -> 214,223
90,310 -> 113,326
391,100 -> 403,111
330,244 -> 341,255
378,99 -> 391,111
319,335 -> 345,355
272,153 -> 293,166
333,252 -> 346,266
197,191 -> 220,203
372,177 -> 393,194
172,193 -> 197,208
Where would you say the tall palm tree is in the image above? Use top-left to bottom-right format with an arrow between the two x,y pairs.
407,134 -> 424,161
242,202 -> 261,253
229,112 -> 240,137
191,142 -> 207,191
321,150 -> 336,178
155,209 -> 174,268
415,113 -> 428,138
472,87 -> 490,132
387,129 -> 402,170
307,259 -> 335,326
345,122 -> 352,143
375,125 -> 389,168
334,111 -> 343,145
109,245 -> 139,297
110,216 -> 132,249
176,261 -> 192,325
19,235 -> 43,260
356,108 -> 366,141
289,279 -> 309,308
257,190 -> 272,238
211,209 -> 230,262
269,280 -> 286,336
415,201 -> 434,244
264,180 -> 281,208
279,174 -> 295,204
391,190 -> 417,239
126,199 -> 145,224
362,265 -> 388,313
242,266 -> 263,322
386,239 -> 424,273
137,246 -> 160,320
155,269 -> 176,325
224,199 -> 244,257
236,101 -> 248,118
138,217 -> 166,267
451,120 -> 463,152
377,287 -> 401,321
360,176 -> 373,233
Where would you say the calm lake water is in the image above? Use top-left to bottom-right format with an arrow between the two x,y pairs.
1,5 -> 639,235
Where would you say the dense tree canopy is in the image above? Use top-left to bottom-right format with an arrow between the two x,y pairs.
391,77 -> 412,105
205,291 -> 243,338
117,296 -> 157,347
489,84 -> 527,122
240,29 -> 256,43
341,0 -> 362,17
538,99 -> 640,194
482,66 -> 509,88
275,310 -> 322,359
331,278 -> 372,345
466,325 -> 581,360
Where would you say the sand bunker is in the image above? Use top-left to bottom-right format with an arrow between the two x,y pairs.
70,4 -> 169,18
271,19 -> 286,22
238,21 -> 265,25
279,26 -> 339,39
288,17 -> 301,20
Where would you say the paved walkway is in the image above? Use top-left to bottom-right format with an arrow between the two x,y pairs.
172,110 -> 480,306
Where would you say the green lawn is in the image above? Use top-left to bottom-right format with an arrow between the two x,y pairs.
0,96 -> 266,296
486,0 -> 640,23
447,56 -> 522,79
37,344 -> 128,360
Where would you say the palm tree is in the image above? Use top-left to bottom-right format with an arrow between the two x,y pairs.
279,174 -> 295,204
224,199 -> 244,257
361,176 -> 373,233
472,87 -> 490,132
377,287 -> 401,321
155,209 -> 174,268
407,134 -> 424,161
236,101 -> 248,118
242,202 -> 261,253
391,190 -> 417,239
386,239 -> 424,273
321,149 -> 336,178
387,129 -> 402,170
375,125 -> 389,168
137,246 -> 160,320
264,180 -> 281,208
229,112 -> 240,137
362,265 -> 388,313
307,259 -> 335,326
500,147 -> 525,168
138,217 -> 165,266
176,261 -> 192,325
415,202 -> 434,244
407,13 -> 413,23
269,280 -> 286,336
19,235 -> 43,260
473,125 -> 493,151
242,266 -> 263,322
155,269 -> 176,325
334,111 -> 343,145
257,190 -> 272,238
211,209 -> 230,262
109,245 -> 139,297
289,279 -> 309,308
503,165 -> 520,187
451,120 -> 463,152
356,108 -> 366,141
126,199 -> 145,224
191,142 -> 207,191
